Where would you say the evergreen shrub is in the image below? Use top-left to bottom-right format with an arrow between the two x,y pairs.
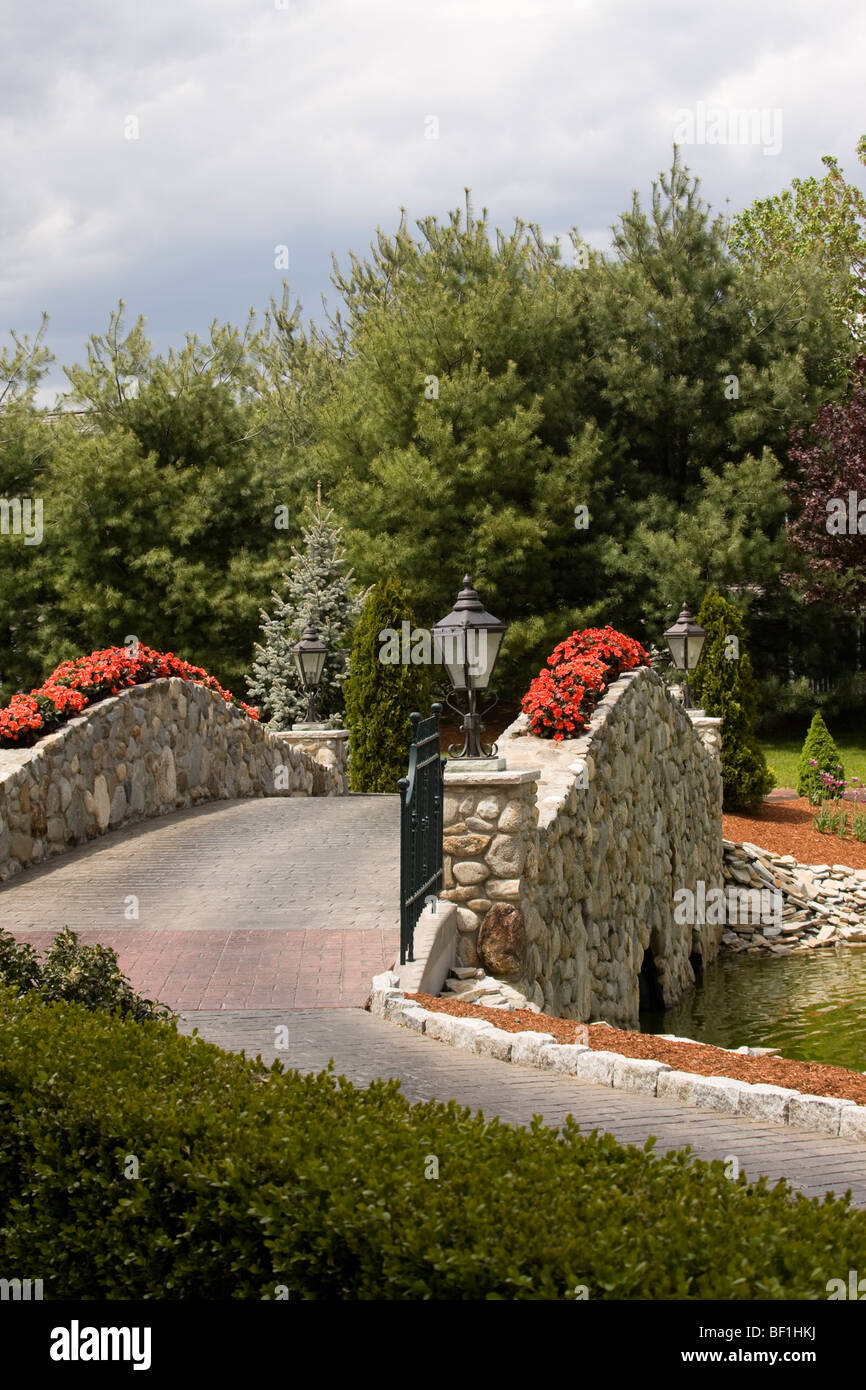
690,592 -> 774,811
344,578 -> 432,792
0,925 -> 170,1022
797,711 -> 845,805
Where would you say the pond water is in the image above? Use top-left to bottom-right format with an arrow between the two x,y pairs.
640,949 -> 866,1073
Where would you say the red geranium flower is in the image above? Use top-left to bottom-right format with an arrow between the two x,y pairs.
521,626 -> 649,741
0,645 -> 260,749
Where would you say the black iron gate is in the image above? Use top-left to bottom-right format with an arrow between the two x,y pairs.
397,704 -> 446,965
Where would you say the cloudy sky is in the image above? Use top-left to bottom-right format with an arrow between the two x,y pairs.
2,0 -> 864,400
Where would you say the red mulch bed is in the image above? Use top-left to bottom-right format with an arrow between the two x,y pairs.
406,994 -> 866,1105
723,795 -> 866,869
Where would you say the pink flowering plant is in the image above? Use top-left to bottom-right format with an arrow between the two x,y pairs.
808,760 -> 866,841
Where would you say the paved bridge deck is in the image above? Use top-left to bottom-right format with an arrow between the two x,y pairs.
0,796 -> 401,1009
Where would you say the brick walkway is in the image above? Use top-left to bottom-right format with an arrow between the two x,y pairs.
178,1007 -> 866,1207
0,797 -> 400,1008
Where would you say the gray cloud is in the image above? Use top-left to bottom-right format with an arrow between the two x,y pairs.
2,0 -> 864,397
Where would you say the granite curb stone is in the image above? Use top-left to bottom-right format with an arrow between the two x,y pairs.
370,973 -> 866,1139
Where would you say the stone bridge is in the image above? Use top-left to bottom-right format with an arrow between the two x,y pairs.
4,671 -> 866,1209
0,676 -> 340,882
440,666 -> 724,1026
0,668 -> 723,1025
0,677 -> 395,1008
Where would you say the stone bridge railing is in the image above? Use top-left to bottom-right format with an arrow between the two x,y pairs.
441,666 -> 723,1027
0,678 -> 339,882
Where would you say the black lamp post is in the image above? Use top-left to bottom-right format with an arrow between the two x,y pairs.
292,627 -> 327,726
433,575 -> 508,760
663,604 -> 707,710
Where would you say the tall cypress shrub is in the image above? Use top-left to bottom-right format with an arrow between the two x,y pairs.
344,578 -> 433,793
689,591 -> 774,811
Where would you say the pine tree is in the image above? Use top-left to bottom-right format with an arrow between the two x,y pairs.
689,591 -> 774,811
246,490 -> 363,728
344,578 -> 433,793
797,711 -> 845,804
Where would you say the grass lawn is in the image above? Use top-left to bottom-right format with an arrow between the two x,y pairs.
759,727 -> 866,790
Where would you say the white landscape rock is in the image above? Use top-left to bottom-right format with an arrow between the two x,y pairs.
688,1075 -> 747,1113
657,1070 -> 702,1106
611,1055 -> 671,1096
787,1094 -> 857,1135
383,992 -> 409,1021
839,1106 -> 866,1141
423,1012 -> 460,1045
471,1023 -> 514,1062
370,971 -> 402,1016
533,1042 -> 567,1070
509,1031 -> 558,1066
397,1005 -> 429,1033
722,839 -> 866,954
373,981 -> 866,1141
370,970 -> 399,995
736,1083 -> 802,1124
542,1043 -> 589,1076
450,1017 -> 499,1052
575,1049 -> 619,1086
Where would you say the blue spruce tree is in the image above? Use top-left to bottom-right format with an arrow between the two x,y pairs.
246,490 -> 363,729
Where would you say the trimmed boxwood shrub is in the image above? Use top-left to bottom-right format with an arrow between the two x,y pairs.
3,988 -> 866,1300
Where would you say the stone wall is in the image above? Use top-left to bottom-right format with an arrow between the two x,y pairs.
0,678 -> 339,881
442,666 -> 723,1027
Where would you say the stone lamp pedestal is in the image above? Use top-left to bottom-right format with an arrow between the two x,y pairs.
272,728 -> 350,795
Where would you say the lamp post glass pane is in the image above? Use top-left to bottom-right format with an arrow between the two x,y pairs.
433,629 -> 465,690
686,631 -> 706,669
296,646 -> 326,688
666,634 -> 687,670
292,629 -> 327,692
664,605 -> 706,673
434,627 -> 501,690
471,627 -> 502,687
433,577 -> 508,759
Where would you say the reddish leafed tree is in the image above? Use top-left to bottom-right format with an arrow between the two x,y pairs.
784,357 -> 866,614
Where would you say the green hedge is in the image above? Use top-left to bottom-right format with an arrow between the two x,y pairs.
2,988 -> 866,1300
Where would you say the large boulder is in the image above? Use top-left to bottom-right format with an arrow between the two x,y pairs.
477,903 -> 527,977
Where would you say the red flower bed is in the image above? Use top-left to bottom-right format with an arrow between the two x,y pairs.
521,626 -> 649,739
0,646 -> 259,749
